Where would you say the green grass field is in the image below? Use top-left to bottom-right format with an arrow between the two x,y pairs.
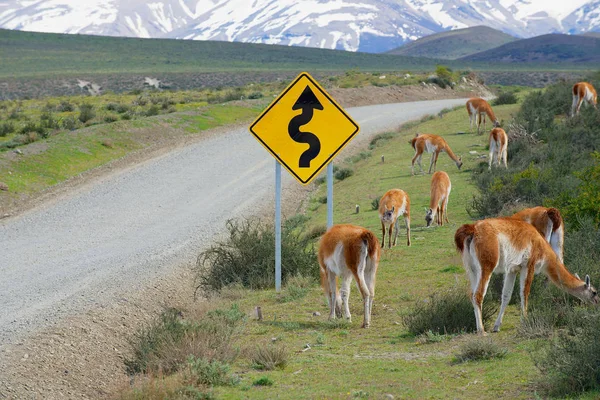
120,100 -> 600,399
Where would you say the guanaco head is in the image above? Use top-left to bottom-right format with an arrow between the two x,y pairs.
381,205 -> 396,224
574,274 -> 599,304
582,275 -> 599,304
425,208 -> 435,227
493,120 -> 501,128
456,156 -> 463,170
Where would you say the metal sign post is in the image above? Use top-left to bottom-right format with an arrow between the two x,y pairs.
327,163 -> 333,229
248,72 -> 360,291
275,160 -> 282,292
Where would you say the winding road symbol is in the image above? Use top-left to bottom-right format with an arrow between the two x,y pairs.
248,72 -> 359,185
288,86 -> 323,168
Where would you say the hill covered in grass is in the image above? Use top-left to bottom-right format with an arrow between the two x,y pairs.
387,26 -> 517,60
0,28 -> 442,79
461,34 -> 600,63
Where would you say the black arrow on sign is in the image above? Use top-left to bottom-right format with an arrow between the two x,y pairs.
288,85 -> 323,168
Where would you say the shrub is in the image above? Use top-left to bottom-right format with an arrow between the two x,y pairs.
303,224 -> 327,240
124,304 -> 244,375
104,115 -> 118,123
253,376 -> 274,386
334,167 -> 353,181
8,109 -> 22,120
78,103 -> 95,123
0,121 -> 15,137
369,132 -> 395,149
195,218 -> 317,293
402,286 -> 498,335
371,198 -> 380,211
145,105 -> 160,116
250,343 -> 288,370
105,103 -> 119,111
533,310 -> 600,396
186,357 -> 239,387
56,100 -> 75,112
116,104 -> 130,113
60,116 -> 79,131
247,91 -> 264,99
493,92 -> 518,106
454,338 -> 507,363
317,196 -> 328,204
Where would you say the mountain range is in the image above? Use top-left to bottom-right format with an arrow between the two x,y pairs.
0,0 -> 599,53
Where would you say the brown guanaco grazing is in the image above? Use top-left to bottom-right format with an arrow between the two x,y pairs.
571,82 -> 597,117
425,171 -> 451,227
410,133 -> 462,175
488,127 -> 508,170
511,206 -> 564,262
318,224 -> 381,328
378,189 -> 411,248
455,218 -> 598,335
466,97 -> 500,135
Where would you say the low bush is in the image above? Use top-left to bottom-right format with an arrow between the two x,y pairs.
250,343 -> 288,370
186,357 -> 239,387
454,338 -> 507,363
334,167 -> 353,181
56,100 -> 74,112
533,310 -> 600,396
0,121 -> 15,137
253,376 -> 274,386
493,92 -> 518,106
78,103 -> 95,123
124,304 -> 244,375
195,218 -> 317,293
369,132 -> 395,149
402,286 -> 498,335
371,198 -> 380,211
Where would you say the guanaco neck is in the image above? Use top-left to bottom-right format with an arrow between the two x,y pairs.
544,252 -> 586,298
443,144 -> 461,165
486,106 -> 498,123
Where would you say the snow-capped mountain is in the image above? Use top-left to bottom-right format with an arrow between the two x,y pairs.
0,0 -> 598,53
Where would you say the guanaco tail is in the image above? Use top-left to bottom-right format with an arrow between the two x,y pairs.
488,127 -> 508,170
571,82 -> 598,117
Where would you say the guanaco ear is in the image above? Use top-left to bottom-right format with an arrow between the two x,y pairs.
575,273 -> 581,280
586,275 -> 591,288
391,206 -> 395,213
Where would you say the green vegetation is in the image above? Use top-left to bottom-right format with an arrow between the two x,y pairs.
120,97 -> 552,399
402,286 -> 498,335
194,218 -> 318,293
0,28 -> 439,80
454,339 -> 508,363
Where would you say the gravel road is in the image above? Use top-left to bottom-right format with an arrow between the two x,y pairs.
0,98 -> 468,347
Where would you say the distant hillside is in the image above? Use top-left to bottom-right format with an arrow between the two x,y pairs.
0,28 -> 443,79
461,34 -> 600,63
583,32 -> 600,38
386,26 -> 517,60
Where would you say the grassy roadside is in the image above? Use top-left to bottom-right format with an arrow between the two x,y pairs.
0,102 -> 265,213
117,99 -> 600,399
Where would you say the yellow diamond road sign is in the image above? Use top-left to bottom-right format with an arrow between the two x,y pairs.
249,72 -> 360,185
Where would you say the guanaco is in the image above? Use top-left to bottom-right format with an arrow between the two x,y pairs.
571,82 -> 597,117
379,189 -> 411,247
511,206 -> 564,262
426,171 -> 451,227
488,127 -> 508,170
410,133 -> 462,175
466,97 -> 500,135
455,218 -> 598,335
318,224 -> 381,328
